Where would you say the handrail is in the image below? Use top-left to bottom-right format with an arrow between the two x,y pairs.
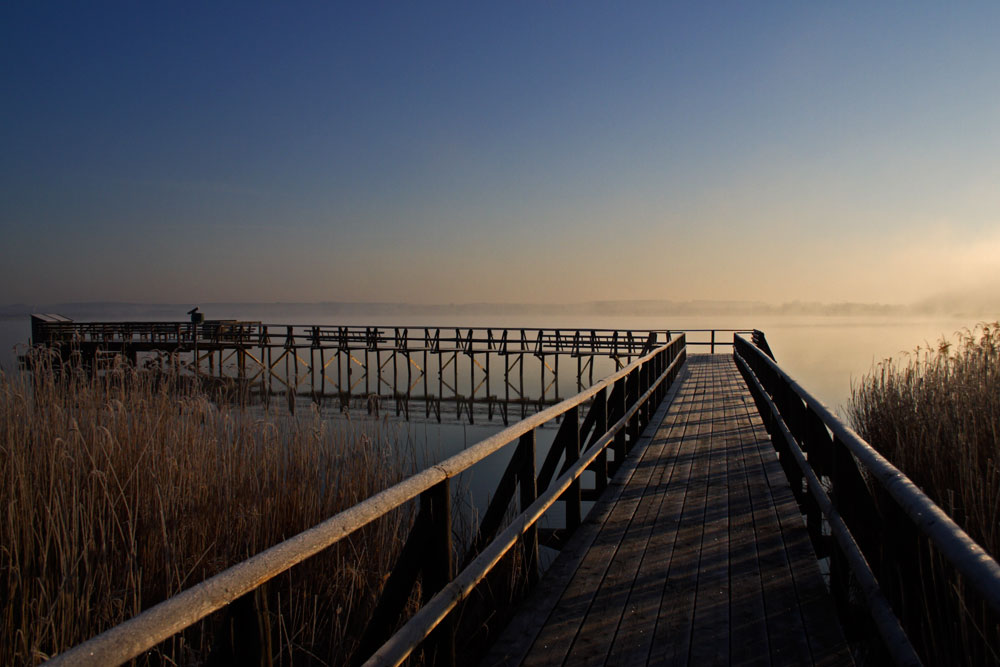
734,344 -> 919,665
48,336 -> 686,666
364,344 -> 684,666
734,333 -> 1000,664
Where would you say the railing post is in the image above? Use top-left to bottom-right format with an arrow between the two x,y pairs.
829,435 -> 881,645
517,431 -> 540,588
644,360 -> 654,428
773,387 -> 826,552
422,479 -> 455,666
210,587 -> 272,666
636,362 -> 646,430
563,406 -> 582,532
832,436 -> 881,574
627,369 -> 639,451
661,343 -> 671,398
652,349 -> 663,405
590,388 -> 609,495
613,377 -> 627,467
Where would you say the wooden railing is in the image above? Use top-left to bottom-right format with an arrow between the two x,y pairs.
48,336 -> 687,666
734,334 -> 1000,666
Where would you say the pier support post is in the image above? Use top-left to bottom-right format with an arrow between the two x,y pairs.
539,352 -> 545,411
424,348 -> 430,419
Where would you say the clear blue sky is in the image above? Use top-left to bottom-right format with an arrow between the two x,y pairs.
2,2 -> 999,305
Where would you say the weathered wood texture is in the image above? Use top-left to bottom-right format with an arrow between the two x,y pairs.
484,355 -> 852,667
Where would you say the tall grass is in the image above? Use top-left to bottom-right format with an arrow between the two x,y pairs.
848,322 -> 1000,664
0,350 -> 415,665
848,322 -> 1000,557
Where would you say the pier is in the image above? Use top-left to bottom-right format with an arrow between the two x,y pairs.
29,315 -> 741,422
38,327 -> 1000,666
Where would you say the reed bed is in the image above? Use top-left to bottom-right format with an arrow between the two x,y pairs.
848,322 -> 1000,556
0,350 -> 415,665
848,322 -> 1000,664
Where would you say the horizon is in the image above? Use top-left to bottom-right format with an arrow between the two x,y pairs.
4,293 -> 997,320
3,4 -> 1000,307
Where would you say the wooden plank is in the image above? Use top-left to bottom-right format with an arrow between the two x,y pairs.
603,356 -> 707,665
647,356 -> 716,665
723,360 -> 771,667
689,357 -> 731,664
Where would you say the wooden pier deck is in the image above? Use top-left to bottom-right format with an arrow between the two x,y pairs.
484,354 -> 852,666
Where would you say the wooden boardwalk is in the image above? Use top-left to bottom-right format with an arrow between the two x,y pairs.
484,354 -> 852,666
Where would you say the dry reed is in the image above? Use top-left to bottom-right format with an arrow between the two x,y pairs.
848,322 -> 1000,557
848,322 -> 1000,665
0,350 -> 415,665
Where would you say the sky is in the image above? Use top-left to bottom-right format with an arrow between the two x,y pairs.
2,2 -> 1000,307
